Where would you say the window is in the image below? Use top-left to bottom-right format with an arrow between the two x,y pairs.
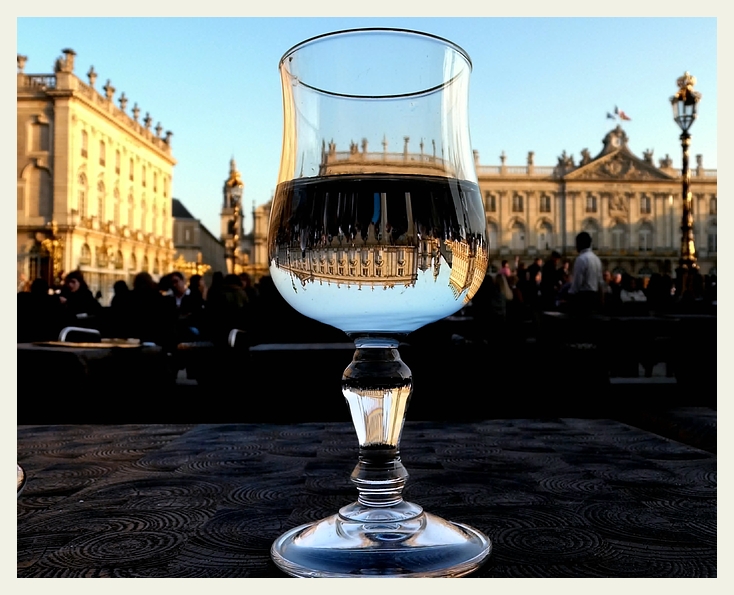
710,197 -> 717,215
78,173 -> 88,217
539,195 -> 551,213
97,181 -> 105,221
586,195 -> 597,213
639,224 -> 653,252
79,244 -> 92,265
510,221 -> 525,250
511,194 -> 523,213
153,172 -> 158,193
485,193 -> 496,212
612,223 -> 626,251
129,158 -> 134,181
81,130 -> 88,158
115,150 -> 121,175
142,165 -> 146,187
708,223 -> 717,253
486,221 -> 498,252
583,221 -> 599,249
184,228 -> 191,242
163,176 -> 168,198
640,195 -> 651,215
113,188 -> 120,226
127,192 -> 134,228
99,141 -> 106,167
538,222 -> 553,250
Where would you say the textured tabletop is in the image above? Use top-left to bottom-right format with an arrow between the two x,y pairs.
17,419 -> 716,578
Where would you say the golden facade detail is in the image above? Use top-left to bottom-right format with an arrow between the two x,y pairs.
17,48 -> 177,302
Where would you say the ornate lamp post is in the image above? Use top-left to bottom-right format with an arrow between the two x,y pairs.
670,71 -> 702,295
40,221 -> 64,287
224,159 -> 245,274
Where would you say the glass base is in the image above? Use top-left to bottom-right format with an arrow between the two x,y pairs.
271,501 -> 491,578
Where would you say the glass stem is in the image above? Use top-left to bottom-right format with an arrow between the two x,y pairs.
342,336 -> 413,509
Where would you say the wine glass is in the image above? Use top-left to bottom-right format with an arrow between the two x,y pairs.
268,27 -> 491,578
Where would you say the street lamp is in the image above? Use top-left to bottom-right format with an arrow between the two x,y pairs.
670,71 -> 702,295
224,159 -> 244,274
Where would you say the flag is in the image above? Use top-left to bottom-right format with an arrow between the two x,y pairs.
614,105 -> 619,115
606,112 -> 616,119
618,110 -> 632,121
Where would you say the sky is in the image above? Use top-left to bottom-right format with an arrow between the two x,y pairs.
15,15 -> 718,238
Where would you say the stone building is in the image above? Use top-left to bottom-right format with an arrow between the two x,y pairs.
16,49 -> 177,302
477,126 -> 717,277
246,126 -> 717,282
171,199 -> 227,285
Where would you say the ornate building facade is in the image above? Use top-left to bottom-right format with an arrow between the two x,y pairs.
17,49 -> 177,301
245,126 -> 717,281
477,126 -> 717,277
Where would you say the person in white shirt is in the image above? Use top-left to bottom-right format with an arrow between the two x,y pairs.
568,232 -> 605,315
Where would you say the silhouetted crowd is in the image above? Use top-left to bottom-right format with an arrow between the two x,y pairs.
466,248 -> 716,341
16,269 -> 315,350
17,249 -> 717,352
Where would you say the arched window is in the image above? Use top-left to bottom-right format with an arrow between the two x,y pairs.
129,157 -> 134,181
638,222 -> 653,252
97,180 -> 105,221
81,130 -> 88,158
130,253 -> 137,272
28,167 -> 53,218
611,222 -> 627,251
115,150 -> 121,175
537,221 -> 553,251
79,243 -> 92,266
142,255 -> 149,272
127,191 -> 134,228
113,188 -> 121,226
78,173 -> 88,217
153,172 -> 158,193
99,140 -> 106,167
486,221 -> 498,252
510,220 -> 525,250
142,165 -> 147,187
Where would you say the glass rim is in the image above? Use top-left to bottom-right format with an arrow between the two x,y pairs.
279,27 -> 472,99
280,26 -> 472,66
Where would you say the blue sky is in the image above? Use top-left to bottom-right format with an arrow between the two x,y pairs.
16,16 -> 718,237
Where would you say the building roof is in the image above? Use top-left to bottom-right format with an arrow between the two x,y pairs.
172,198 -> 223,247
171,198 -> 195,219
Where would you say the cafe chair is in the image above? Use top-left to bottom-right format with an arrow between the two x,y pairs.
228,328 -> 250,350
58,326 -> 102,343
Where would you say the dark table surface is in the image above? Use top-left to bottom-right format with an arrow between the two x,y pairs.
17,419 -> 716,578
